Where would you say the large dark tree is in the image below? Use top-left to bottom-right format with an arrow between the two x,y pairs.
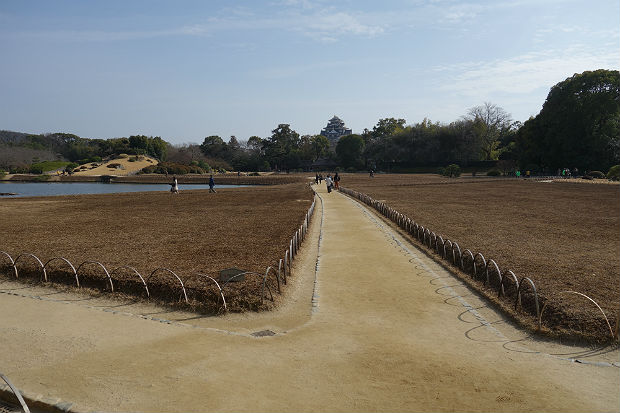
336,134 -> 365,169
264,124 -> 301,170
371,118 -> 406,140
364,118 -> 406,168
516,69 -> 620,172
128,135 -> 168,160
200,135 -> 226,158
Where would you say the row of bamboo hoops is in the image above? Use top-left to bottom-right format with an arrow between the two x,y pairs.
338,186 -> 618,340
0,193 -> 317,312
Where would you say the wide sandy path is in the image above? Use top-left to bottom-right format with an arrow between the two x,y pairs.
0,184 -> 618,412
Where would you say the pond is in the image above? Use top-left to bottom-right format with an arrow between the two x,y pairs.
0,182 -> 249,198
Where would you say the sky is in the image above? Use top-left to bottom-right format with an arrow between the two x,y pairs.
1,0 -> 618,145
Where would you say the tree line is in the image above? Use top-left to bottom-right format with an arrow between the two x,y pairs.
0,132 -> 168,173
1,69 -> 618,175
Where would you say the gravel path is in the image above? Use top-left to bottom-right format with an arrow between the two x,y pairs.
0,184 -> 618,412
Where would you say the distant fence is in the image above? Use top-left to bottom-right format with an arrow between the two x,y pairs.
0,191 -> 317,314
338,186 -> 618,341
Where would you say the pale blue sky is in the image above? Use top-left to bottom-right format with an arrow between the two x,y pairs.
1,0 -> 618,144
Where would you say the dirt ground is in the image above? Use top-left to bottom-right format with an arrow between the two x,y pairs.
0,183 -> 617,412
0,183 -> 314,311
338,173 -> 620,341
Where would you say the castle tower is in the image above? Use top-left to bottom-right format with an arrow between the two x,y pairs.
320,115 -> 352,146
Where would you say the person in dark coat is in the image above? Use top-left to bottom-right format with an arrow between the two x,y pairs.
209,175 -> 216,193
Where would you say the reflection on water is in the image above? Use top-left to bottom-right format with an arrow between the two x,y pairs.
0,182 -> 248,198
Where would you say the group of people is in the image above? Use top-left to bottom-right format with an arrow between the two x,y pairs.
170,175 -> 216,194
559,168 -> 578,178
315,172 -> 340,193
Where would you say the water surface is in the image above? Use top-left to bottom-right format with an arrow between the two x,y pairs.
0,182 -> 248,198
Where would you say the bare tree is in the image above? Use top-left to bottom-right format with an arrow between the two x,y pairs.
467,102 -> 513,160
167,143 -> 205,164
0,145 -> 57,169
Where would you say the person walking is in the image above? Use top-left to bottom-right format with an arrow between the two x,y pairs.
170,176 -> 179,194
325,174 -> 333,193
209,174 -> 216,193
333,172 -> 341,190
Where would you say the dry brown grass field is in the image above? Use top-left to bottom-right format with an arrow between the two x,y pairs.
338,173 -> 619,341
0,182 -> 314,312
2,172 -> 618,340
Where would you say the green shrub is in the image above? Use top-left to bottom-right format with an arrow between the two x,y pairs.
0,170 -> 6,179
77,157 -> 102,165
607,165 -> 620,181
65,163 -> 78,173
10,165 -> 29,174
139,162 -> 207,175
197,160 -> 210,171
443,164 -> 461,178
32,174 -> 51,182
437,167 -> 446,176
486,169 -> 501,176
259,161 -> 271,172
30,160 -> 71,172
29,165 -> 44,174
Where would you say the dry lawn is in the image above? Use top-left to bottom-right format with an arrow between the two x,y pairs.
71,154 -> 158,176
339,173 -> 619,341
0,183 -> 314,312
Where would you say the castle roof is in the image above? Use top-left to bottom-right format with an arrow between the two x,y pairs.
320,115 -> 352,143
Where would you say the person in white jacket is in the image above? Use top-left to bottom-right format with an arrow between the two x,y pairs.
170,176 -> 179,194
325,175 -> 333,193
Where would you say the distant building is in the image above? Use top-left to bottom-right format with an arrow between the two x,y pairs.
320,115 -> 352,146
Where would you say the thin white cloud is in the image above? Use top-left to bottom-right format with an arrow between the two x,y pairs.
434,0 -> 580,25
435,47 -> 619,97
294,11 -> 384,41
272,0 -> 325,9
8,7 -> 384,44
440,3 -> 482,23
4,0 -> 391,44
